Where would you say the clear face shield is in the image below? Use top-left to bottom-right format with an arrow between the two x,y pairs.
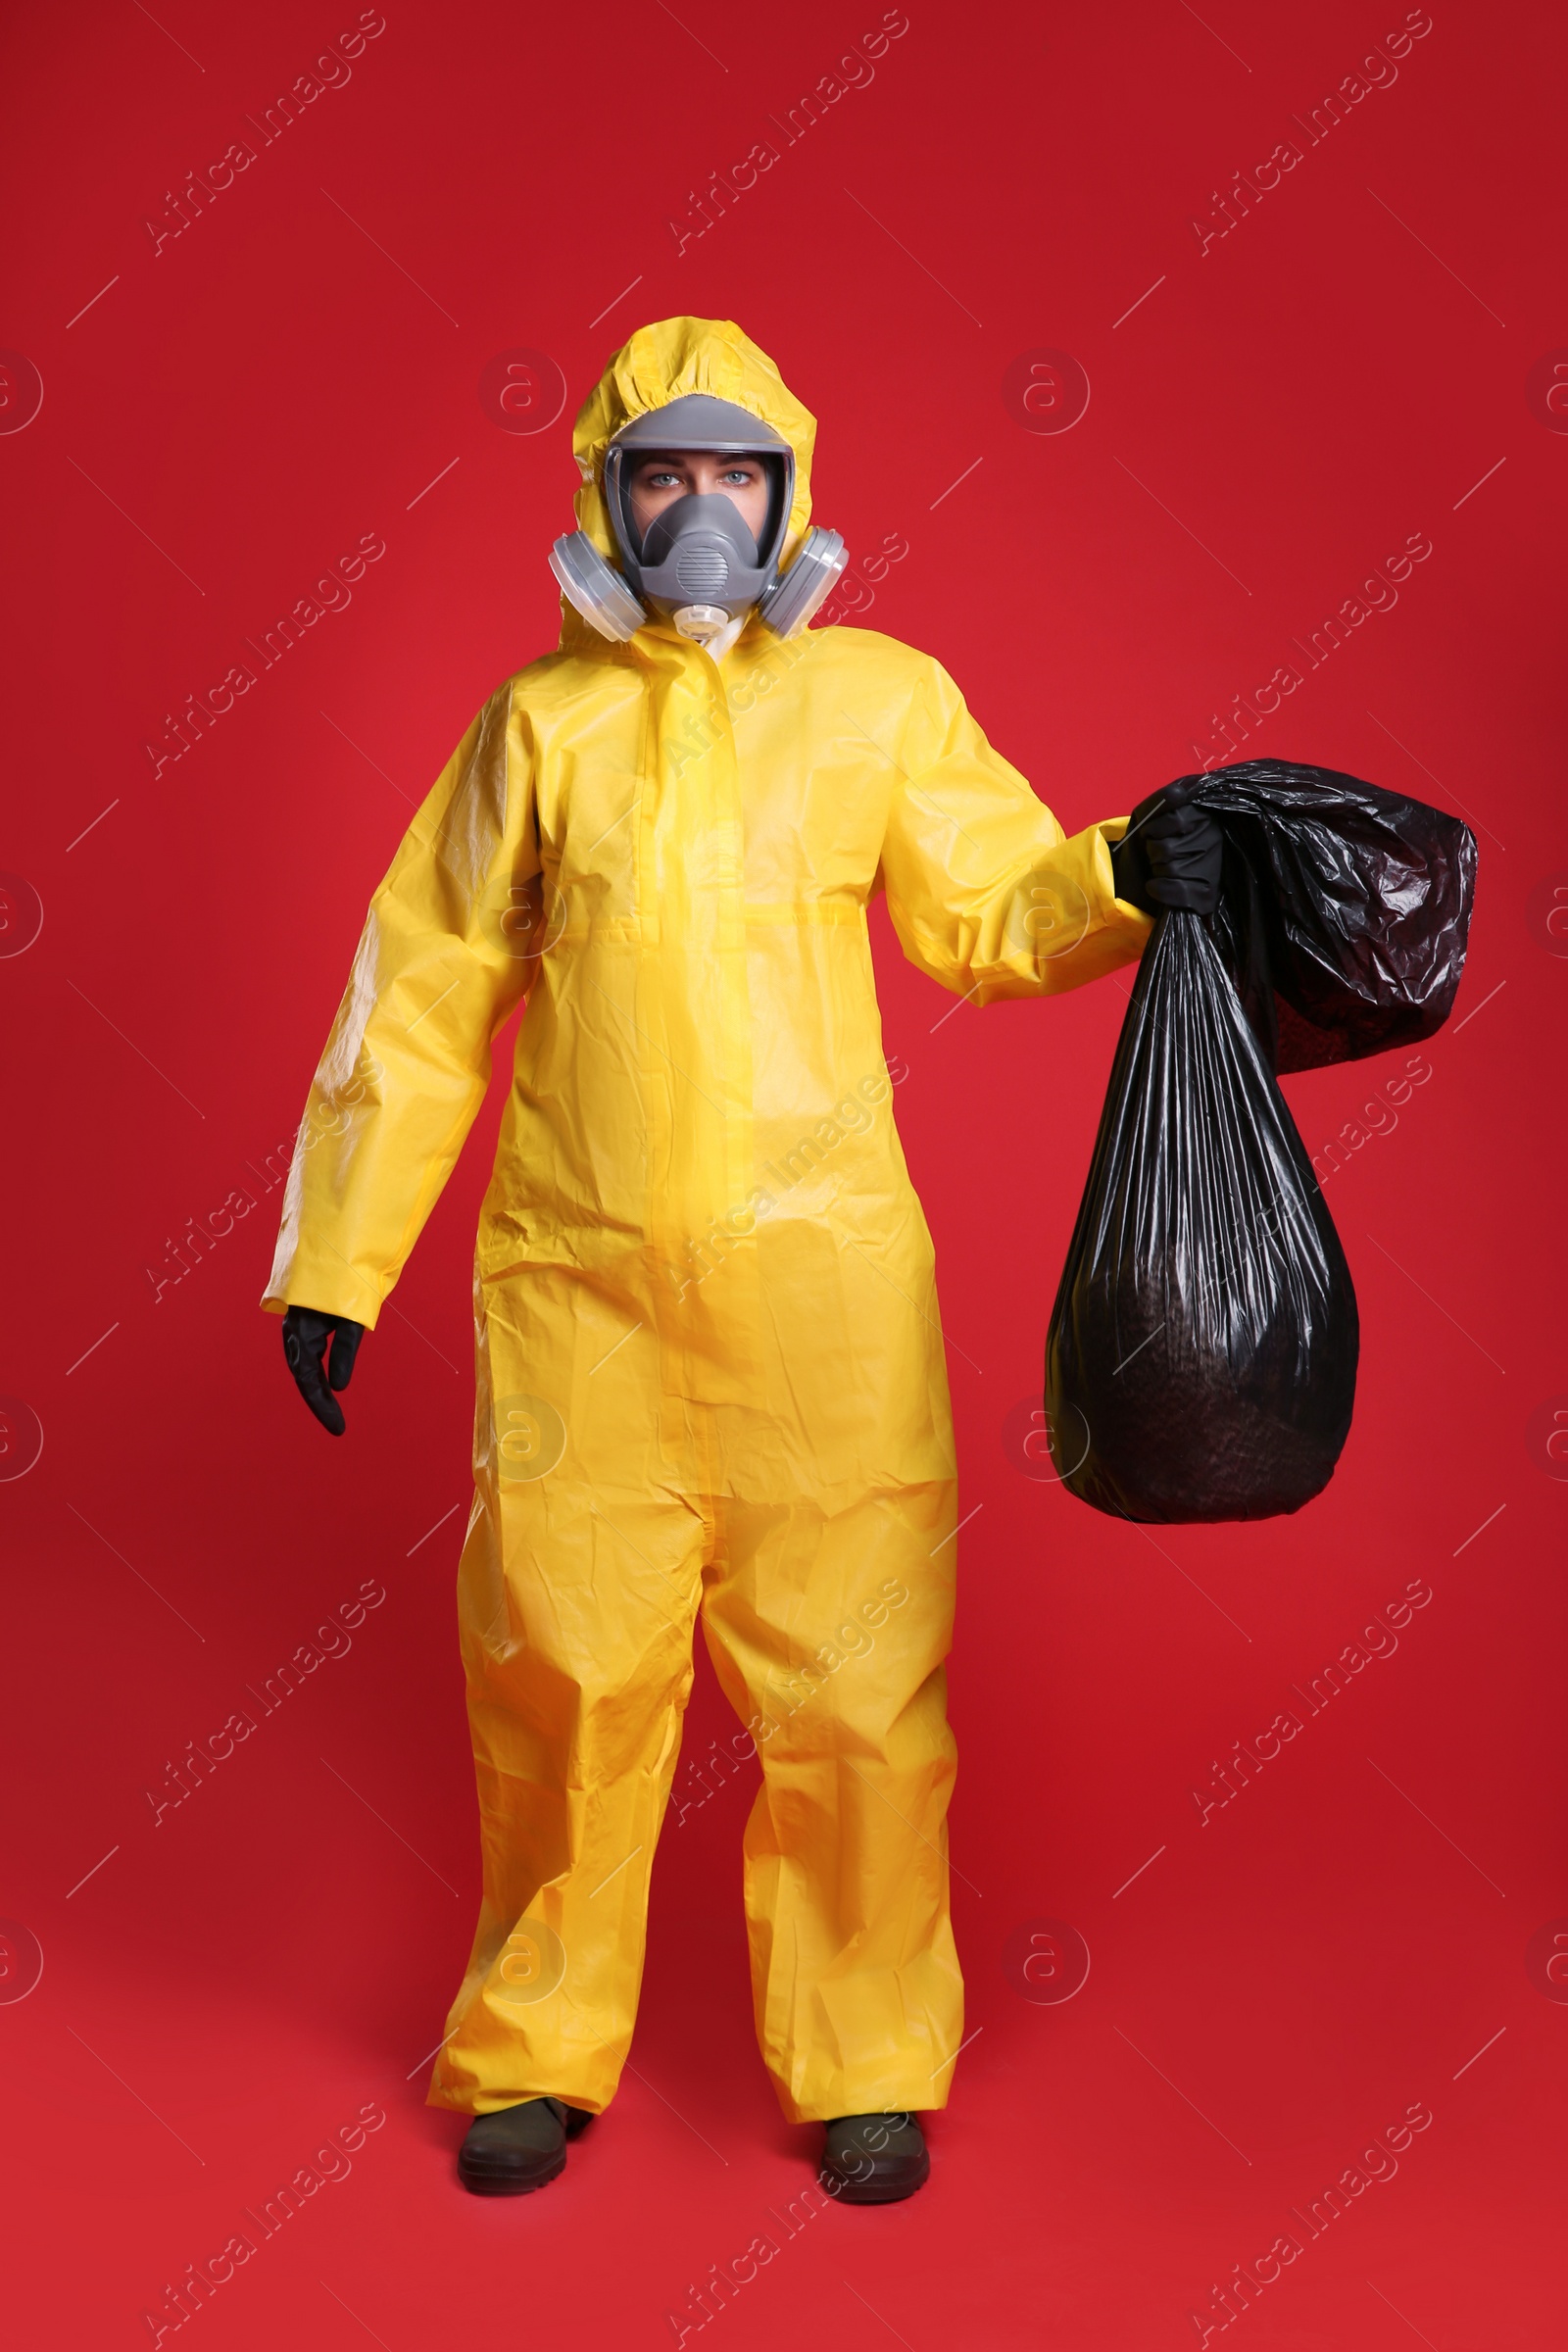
612,449 -> 788,648
549,393 -> 848,653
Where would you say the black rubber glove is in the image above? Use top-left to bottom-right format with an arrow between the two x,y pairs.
281,1306 -> 366,1437
1111,779 -> 1225,916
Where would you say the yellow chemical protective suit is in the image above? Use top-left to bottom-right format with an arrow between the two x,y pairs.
264,318 -> 1152,2124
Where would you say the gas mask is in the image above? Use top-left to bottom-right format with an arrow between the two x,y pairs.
550,393 -> 847,654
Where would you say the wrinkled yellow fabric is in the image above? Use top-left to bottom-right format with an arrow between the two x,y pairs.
264,317 -> 1152,2122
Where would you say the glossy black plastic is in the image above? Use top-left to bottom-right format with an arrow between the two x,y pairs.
1047,761 -> 1476,1524
1191,760 -> 1477,1074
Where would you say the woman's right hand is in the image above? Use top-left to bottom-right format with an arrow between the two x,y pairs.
281,1305 -> 367,1436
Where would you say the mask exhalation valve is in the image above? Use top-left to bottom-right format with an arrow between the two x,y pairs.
671,604 -> 730,644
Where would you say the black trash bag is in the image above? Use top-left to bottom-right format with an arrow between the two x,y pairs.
1045,908 -> 1359,1523
1046,761 -> 1476,1524
1194,760 -> 1476,1074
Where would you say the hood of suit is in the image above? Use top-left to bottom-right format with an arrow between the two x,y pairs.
561,316 -> 817,652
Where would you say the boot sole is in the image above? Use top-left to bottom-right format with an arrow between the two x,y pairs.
458,2148 -> 566,2197
820,2152 -> 930,2204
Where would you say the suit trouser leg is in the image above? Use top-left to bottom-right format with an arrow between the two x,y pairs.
429,1464 -> 708,2117
699,1477 -> 963,2125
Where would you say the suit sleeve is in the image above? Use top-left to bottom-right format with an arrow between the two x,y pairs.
262,683 -> 541,1329
876,660 -> 1152,1001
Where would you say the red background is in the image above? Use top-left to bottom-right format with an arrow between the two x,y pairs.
3,1 -> 1564,2344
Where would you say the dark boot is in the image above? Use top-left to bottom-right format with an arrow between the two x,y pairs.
458,2097 -> 594,2196
819,2111 -> 929,2204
